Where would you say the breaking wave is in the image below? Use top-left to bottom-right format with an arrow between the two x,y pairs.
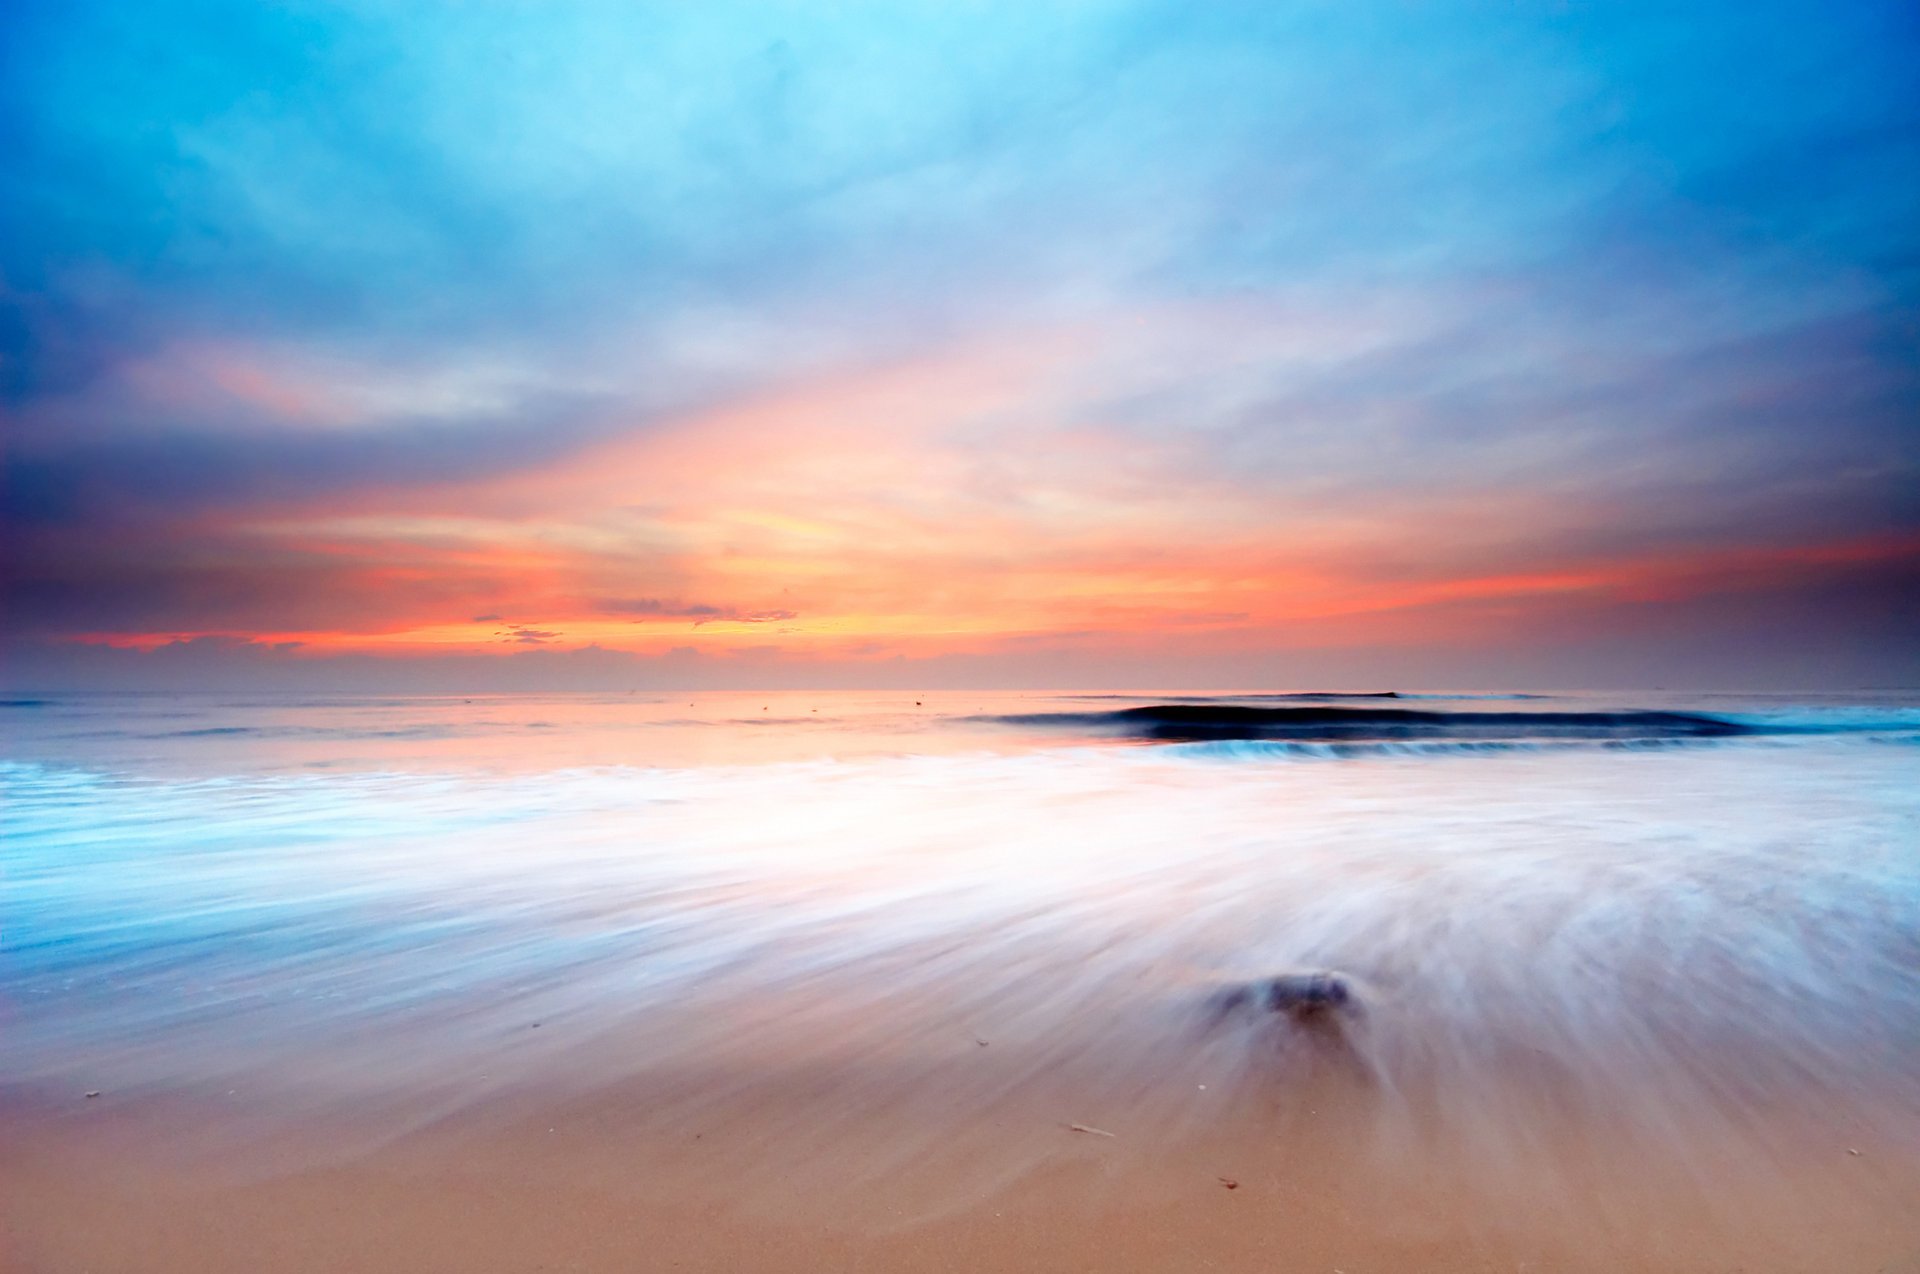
993,703 -> 1755,743
991,702 -> 1920,747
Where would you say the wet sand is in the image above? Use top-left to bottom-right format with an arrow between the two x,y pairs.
7,1036 -> 1918,1274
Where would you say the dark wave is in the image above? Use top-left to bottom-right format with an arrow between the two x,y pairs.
1061,691 -> 1557,704
990,703 -> 1756,743
1068,691 -> 1407,700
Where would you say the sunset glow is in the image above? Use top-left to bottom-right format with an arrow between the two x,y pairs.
5,2 -> 1916,689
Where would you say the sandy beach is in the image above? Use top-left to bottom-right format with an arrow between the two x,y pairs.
7,1020 -> 1918,1274
7,1091 -> 1917,1273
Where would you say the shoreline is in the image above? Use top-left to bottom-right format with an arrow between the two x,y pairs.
8,706 -> 1919,1272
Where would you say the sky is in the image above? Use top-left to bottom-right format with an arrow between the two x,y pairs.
3,0 -> 1917,691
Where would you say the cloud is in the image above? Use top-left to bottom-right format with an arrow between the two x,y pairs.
599,599 -> 799,626
599,599 -> 726,618
1,0 -> 1914,686
500,626 -> 561,645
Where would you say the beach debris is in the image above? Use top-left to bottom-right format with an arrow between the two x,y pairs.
1066,1123 -> 1115,1138
1218,1176 -> 1239,1189
1848,1147 -> 1861,1156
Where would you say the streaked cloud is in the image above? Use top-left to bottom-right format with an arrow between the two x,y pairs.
3,0 -> 1915,687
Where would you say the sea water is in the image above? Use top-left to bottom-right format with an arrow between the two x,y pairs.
5,689 -> 1919,1220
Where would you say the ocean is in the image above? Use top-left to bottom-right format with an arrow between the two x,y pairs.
5,689 -> 1919,1247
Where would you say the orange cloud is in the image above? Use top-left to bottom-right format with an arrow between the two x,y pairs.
50,309 -> 1918,673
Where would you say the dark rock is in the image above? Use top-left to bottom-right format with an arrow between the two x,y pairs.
1209,971 -> 1356,1023
1262,972 -> 1352,1017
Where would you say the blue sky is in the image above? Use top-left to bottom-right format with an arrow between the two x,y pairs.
4,1 -> 1917,688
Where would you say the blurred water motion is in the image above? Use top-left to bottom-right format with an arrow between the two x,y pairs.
4,690 -> 1919,1224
